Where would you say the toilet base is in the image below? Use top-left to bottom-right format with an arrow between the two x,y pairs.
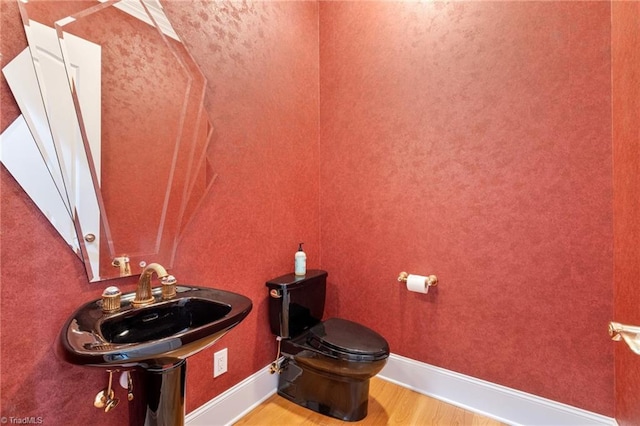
277,360 -> 370,422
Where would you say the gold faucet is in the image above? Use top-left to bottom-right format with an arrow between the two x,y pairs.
131,263 -> 177,308
609,321 -> 640,355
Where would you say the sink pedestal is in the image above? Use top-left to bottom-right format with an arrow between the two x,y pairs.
130,361 -> 186,426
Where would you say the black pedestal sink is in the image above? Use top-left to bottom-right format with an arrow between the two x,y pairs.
60,285 -> 252,425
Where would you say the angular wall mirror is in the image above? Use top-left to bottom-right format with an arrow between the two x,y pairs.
2,0 -> 215,282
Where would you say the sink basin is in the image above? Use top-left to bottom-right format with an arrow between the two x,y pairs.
100,298 -> 232,344
60,285 -> 252,368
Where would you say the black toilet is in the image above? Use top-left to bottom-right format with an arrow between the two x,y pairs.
266,270 -> 389,421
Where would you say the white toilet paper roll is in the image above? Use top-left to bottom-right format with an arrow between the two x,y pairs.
406,274 -> 429,294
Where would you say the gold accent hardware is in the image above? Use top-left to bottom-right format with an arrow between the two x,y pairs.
132,263 -> 176,308
126,372 -> 134,401
609,321 -> 640,355
270,289 -> 282,298
94,370 -> 120,412
105,397 -> 119,412
111,256 -> 131,276
397,271 -> 438,287
161,275 -> 177,301
93,388 -> 114,409
84,233 -> 96,242
270,337 -> 285,374
101,286 -> 122,313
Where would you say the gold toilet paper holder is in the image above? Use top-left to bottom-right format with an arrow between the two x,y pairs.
397,271 -> 438,287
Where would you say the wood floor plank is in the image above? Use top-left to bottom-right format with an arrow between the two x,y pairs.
234,377 -> 506,425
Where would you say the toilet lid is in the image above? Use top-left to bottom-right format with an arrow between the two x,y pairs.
307,318 -> 389,361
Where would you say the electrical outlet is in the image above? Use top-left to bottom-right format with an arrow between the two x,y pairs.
213,348 -> 228,377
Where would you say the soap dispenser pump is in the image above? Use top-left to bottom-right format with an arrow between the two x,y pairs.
294,243 -> 306,276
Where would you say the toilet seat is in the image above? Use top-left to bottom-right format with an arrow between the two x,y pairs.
305,318 -> 389,362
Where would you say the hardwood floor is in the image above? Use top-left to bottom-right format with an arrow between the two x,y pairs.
234,377 -> 507,425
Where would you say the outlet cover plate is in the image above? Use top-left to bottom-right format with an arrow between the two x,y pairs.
214,348 -> 228,377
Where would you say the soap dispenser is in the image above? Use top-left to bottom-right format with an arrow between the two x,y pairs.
294,243 -> 306,276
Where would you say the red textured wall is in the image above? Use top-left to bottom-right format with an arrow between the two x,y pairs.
319,1 -> 613,415
0,0 -> 620,422
612,2 -> 640,424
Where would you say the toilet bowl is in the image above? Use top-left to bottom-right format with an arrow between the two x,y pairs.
266,270 -> 389,421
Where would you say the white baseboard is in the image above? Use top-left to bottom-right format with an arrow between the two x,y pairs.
185,365 -> 278,426
186,353 -> 617,426
378,353 -> 617,426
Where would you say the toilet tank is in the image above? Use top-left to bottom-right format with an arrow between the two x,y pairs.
266,269 -> 327,339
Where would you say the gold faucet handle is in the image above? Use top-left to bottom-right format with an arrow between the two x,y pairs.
161,275 -> 177,300
101,286 -> 122,313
